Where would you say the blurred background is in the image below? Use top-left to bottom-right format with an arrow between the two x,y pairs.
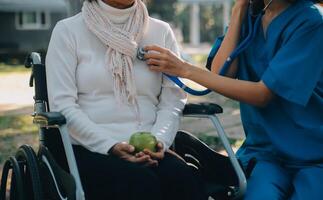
0,0 -> 244,176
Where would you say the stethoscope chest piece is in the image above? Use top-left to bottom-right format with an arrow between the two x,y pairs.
137,48 -> 148,61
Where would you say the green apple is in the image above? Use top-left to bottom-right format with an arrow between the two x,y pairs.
129,132 -> 157,153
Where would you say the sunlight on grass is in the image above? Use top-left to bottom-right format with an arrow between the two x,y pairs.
198,133 -> 243,151
0,115 -> 37,136
192,54 -> 208,66
0,64 -> 29,75
0,115 -> 38,165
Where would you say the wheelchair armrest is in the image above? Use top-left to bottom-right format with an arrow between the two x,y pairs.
183,103 -> 223,115
33,112 -> 66,126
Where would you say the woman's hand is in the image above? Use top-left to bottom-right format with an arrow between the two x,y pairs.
144,45 -> 191,78
111,142 -> 158,166
141,142 -> 165,161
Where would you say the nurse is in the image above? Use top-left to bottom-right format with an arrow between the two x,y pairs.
143,0 -> 323,199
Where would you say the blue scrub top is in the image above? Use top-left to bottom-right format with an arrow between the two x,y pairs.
236,0 -> 323,166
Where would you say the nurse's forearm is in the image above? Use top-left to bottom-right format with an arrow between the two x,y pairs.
186,64 -> 274,107
211,3 -> 248,78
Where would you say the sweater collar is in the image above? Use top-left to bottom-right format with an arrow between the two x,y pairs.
98,0 -> 136,24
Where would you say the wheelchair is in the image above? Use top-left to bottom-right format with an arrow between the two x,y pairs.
0,52 -> 252,200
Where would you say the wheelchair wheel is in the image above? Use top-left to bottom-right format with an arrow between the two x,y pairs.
15,145 -> 42,200
0,156 -> 24,200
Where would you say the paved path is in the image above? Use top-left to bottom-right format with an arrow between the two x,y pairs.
0,73 -> 34,115
0,72 -> 245,140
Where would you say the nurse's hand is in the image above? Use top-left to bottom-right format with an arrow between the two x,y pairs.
234,0 -> 249,8
144,45 -> 191,78
232,0 -> 249,17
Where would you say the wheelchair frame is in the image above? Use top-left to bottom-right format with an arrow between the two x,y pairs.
0,52 -> 247,200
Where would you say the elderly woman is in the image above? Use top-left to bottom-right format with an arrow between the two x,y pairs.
45,0 -> 207,199
144,0 -> 323,199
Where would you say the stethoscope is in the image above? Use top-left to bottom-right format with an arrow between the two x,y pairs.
137,0 -> 273,96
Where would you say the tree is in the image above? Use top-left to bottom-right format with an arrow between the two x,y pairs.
145,0 -> 178,22
200,4 -> 224,43
147,1 -> 225,43
66,0 -> 83,16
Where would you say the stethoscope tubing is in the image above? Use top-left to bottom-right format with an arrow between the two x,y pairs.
219,13 -> 262,76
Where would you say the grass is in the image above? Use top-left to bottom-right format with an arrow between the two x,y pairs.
0,115 -> 38,165
191,54 -> 208,66
0,115 -> 37,136
198,133 -> 243,151
0,114 -> 38,192
0,64 -> 29,75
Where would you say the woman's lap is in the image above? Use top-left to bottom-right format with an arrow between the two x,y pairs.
152,152 -> 207,200
73,145 -> 206,200
73,145 -> 161,200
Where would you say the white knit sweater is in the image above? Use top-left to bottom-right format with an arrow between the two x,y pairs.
45,1 -> 187,155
